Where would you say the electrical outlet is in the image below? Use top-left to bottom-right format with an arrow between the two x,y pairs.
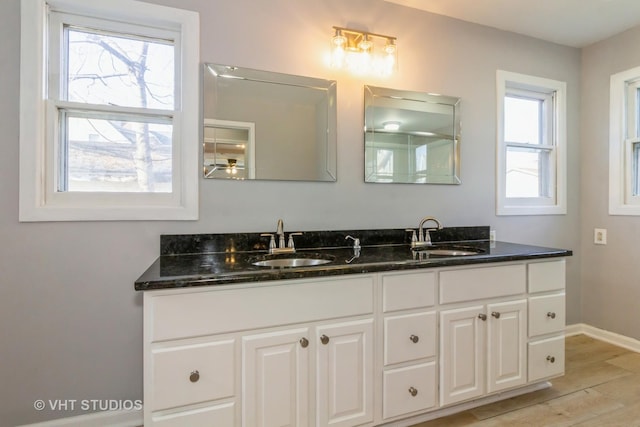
594,228 -> 607,245
490,230 -> 496,242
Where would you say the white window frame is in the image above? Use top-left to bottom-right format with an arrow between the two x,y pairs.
609,66 -> 640,215
19,0 -> 199,221
496,70 -> 567,216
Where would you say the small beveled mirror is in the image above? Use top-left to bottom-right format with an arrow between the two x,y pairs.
364,85 -> 461,184
203,64 -> 337,181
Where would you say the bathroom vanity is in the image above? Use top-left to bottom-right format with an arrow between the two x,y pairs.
136,227 -> 570,426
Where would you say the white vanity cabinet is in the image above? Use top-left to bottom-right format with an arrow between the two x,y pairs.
380,271 -> 438,421
143,258 -> 567,426
439,265 -> 528,406
143,275 -> 374,427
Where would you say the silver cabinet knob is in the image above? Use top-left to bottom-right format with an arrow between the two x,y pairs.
320,335 -> 330,345
478,313 -> 487,321
547,312 -> 557,319
300,337 -> 309,348
408,387 -> 418,397
189,370 -> 200,383
547,355 -> 556,363
491,311 -> 501,319
410,335 -> 419,344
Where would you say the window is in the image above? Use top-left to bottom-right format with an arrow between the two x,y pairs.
609,66 -> 640,215
20,0 -> 199,221
496,70 -> 567,215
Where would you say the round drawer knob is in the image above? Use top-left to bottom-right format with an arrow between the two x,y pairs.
300,337 -> 309,348
320,335 -> 330,345
478,313 -> 487,321
189,370 -> 200,383
491,311 -> 501,319
547,355 -> 556,363
410,335 -> 419,344
409,387 -> 418,397
547,312 -> 557,319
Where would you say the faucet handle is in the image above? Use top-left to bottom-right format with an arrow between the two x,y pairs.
405,229 -> 418,245
287,232 -> 303,249
345,235 -> 361,250
260,233 -> 276,251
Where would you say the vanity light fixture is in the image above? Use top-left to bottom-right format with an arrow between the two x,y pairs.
330,26 -> 397,77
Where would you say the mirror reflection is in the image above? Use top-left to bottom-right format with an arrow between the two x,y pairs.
364,85 -> 461,184
203,64 -> 337,181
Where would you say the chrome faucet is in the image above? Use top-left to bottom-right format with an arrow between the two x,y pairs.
261,219 -> 302,254
407,216 -> 443,248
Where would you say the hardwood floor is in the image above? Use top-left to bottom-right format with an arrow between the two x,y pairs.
411,334 -> 640,426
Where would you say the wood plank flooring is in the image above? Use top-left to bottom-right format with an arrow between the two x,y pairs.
411,334 -> 640,426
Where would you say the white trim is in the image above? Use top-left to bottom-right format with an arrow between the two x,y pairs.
566,323 -> 640,353
19,0 -> 200,221
17,408 -> 142,427
496,70 -> 567,216
609,65 -> 640,215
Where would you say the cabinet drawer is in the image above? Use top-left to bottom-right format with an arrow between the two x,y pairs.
529,294 -> 565,337
382,271 -> 436,312
384,312 -> 436,366
440,264 -> 526,304
528,260 -> 566,293
528,335 -> 565,382
149,276 -> 374,341
152,402 -> 235,427
151,339 -> 235,411
383,362 -> 437,420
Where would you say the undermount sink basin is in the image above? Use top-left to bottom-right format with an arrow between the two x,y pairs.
421,248 -> 480,256
252,253 -> 335,268
413,245 -> 485,257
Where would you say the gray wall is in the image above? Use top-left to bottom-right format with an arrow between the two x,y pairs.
580,26 -> 640,340
0,0 -> 582,424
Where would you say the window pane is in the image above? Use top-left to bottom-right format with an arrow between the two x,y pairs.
377,149 -> 393,175
506,146 -> 550,198
634,141 -> 640,196
62,115 -> 172,192
504,96 -> 541,144
636,88 -> 640,138
415,144 -> 427,172
66,28 -> 174,110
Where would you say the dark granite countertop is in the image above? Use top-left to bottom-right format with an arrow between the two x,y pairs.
135,227 -> 572,291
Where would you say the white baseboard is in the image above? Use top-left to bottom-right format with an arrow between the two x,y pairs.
17,409 -> 142,427
566,323 -> 640,353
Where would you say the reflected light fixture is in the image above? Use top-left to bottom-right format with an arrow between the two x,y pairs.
330,26 -> 397,77
226,158 -> 238,175
383,121 -> 401,131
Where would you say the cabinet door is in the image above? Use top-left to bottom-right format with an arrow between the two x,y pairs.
487,299 -> 527,393
242,328 -> 310,427
316,319 -> 374,427
440,306 -> 485,406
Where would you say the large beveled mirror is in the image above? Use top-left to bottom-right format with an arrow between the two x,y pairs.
203,64 -> 337,181
364,85 -> 461,184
